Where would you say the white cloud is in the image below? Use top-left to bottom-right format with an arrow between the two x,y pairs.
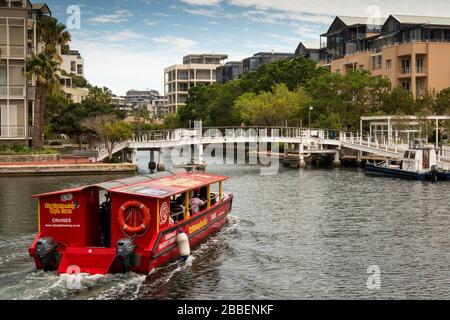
180,0 -> 222,6
152,35 -> 199,50
228,0 -> 450,19
71,39 -> 179,95
184,8 -> 217,17
102,30 -> 145,42
267,34 -> 298,42
88,10 -> 133,24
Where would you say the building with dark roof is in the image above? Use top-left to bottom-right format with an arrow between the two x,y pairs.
317,14 -> 450,97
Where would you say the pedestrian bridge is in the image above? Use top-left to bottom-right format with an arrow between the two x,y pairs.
92,127 -> 450,170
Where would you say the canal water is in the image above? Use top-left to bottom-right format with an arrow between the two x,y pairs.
0,158 -> 449,299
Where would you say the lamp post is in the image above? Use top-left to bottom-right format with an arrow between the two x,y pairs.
309,106 -> 314,128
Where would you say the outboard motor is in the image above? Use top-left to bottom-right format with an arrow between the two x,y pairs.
35,237 -> 59,271
116,238 -> 136,273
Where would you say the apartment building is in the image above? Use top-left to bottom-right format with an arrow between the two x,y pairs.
111,95 -> 132,112
59,75 -> 88,103
0,0 -> 49,144
318,15 -> 450,96
125,89 -> 160,107
60,47 -> 84,77
164,54 -> 227,113
216,61 -> 242,84
294,42 -> 320,63
242,52 -> 295,74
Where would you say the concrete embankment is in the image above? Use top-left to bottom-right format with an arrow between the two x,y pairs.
0,163 -> 138,176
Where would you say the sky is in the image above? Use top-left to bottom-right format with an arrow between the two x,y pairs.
44,0 -> 450,96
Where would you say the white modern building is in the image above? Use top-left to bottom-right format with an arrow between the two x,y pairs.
164,54 -> 227,113
60,47 -> 84,77
0,0 -> 51,144
59,76 -> 88,104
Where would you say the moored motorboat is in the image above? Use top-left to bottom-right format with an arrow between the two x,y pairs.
365,144 -> 449,181
29,169 -> 233,275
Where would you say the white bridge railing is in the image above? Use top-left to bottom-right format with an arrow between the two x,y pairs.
90,126 -> 449,167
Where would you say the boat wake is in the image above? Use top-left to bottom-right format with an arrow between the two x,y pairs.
0,216 -> 240,300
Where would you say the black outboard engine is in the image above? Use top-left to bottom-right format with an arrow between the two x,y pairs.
116,238 -> 136,273
35,237 -> 59,271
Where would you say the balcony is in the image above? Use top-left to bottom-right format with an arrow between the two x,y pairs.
398,67 -> 411,78
416,66 -> 427,76
0,85 -> 26,97
0,45 -> 26,58
0,0 -> 26,8
0,125 -> 27,139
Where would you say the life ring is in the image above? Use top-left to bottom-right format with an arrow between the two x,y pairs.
118,200 -> 151,235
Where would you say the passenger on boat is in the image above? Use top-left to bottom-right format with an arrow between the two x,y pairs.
190,193 -> 205,214
170,195 -> 185,223
99,192 -> 111,247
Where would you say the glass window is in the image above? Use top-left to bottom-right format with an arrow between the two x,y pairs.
0,63 -> 7,95
386,59 -> 392,70
9,26 -> 25,46
0,25 -> 7,46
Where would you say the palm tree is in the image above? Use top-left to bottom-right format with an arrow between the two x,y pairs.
37,16 -> 71,62
26,53 -> 60,149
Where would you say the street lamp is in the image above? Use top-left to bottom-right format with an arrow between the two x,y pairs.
309,106 -> 314,128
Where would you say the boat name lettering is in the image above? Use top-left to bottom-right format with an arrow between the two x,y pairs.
51,218 -> 72,223
45,203 -> 77,215
189,218 -> 208,234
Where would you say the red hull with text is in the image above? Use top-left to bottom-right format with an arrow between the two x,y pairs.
29,170 -> 233,275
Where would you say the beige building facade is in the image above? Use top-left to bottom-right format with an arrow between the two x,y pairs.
164,54 -> 227,113
319,15 -> 450,97
0,0 -> 43,144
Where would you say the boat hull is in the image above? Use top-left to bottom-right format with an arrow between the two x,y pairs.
365,163 -> 428,181
30,196 -> 233,275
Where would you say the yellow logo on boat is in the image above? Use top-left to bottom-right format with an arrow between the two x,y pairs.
188,218 -> 208,234
45,203 -> 76,215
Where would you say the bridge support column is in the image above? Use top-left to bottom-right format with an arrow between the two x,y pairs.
130,148 -> 138,165
148,150 -> 157,173
157,148 -> 166,172
357,150 -> 363,167
197,144 -> 206,172
332,150 -> 341,167
299,144 -> 306,168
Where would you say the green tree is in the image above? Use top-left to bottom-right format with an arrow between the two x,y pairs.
381,87 -> 416,115
26,53 -> 60,148
240,56 -> 326,93
306,70 -> 390,130
85,86 -> 113,105
434,88 -> 450,115
234,84 -> 311,126
81,115 -> 133,161
37,16 -> 71,62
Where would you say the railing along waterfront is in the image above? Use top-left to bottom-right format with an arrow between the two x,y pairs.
132,127 -> 412,153
89,126 -> 450,169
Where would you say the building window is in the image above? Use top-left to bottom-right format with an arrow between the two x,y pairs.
416,57 -> 423,73
71,61 -> 76,72
416,79 -> 425,96
386,59 -> 392,70
0,63 -> 7,96
401,59 -> 411,74
372,55 -> 382,69
402,81 -> 411,92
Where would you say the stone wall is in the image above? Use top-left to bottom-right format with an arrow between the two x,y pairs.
0,154 -> 59,163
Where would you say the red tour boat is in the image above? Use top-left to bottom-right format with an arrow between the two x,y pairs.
29,169 -> 233,275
